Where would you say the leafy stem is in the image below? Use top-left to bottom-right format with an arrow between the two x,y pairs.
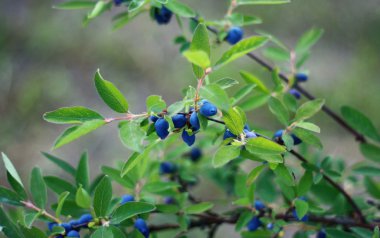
21,201 -> 61,224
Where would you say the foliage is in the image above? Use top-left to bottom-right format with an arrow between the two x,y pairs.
1,0 -> 380,238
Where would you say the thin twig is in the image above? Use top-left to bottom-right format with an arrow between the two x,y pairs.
21,201 -> 61,224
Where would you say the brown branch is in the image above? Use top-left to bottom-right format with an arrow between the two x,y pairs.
21,201 -> 61,224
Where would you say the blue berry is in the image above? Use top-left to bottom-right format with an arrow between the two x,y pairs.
164,197 -> 175,204
78,214 -> 93,224
60,223 -> 72,232
295,73 -> 308,82
273,129 -> 302,145
199,101 -> 218,117
48,222 -> 57,231
226,27 -> 244,45
292,209 -> 308,222
68,219 -> 81,229
160,162 -> 176,174
182,130 -> 195,146
244,124 -> 250,130
254,200 -> 266,210
189,112 -> 200,131
172,114 -> 187,128
244,129 -> 257,138
155,118 -> 169,139
113,0 -> 123,6
317,229 -> 327,238
150,115 -> 159,122
247,216 -> 261,231
223,129 -> 236,140
66,230 -> 80,238
120,194 -> 135,204
267,223 -> 274,230
190,147 -> 202,162
153,6 -> 172,25
134,218 -> 150,238
289,89 -> 301,99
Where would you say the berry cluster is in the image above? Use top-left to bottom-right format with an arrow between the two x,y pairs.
48,214 -> 93,238
289,73 -> 309,99
151,100 -> 218,146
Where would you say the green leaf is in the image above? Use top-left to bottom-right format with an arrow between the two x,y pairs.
245,137 -> 286,155
263,47 -> 290,61
2,153 -> 24,188
76,152 -> 90,190
20,226 -> 46,238
184,202 -> 214,214
183,50 -> 211,68
341,106 -> 380,142
212,145 -> 241,167
232,85 -> 256,106
0,186 -> 22,206
294,199 -> 308,219
76,186 -> 91,209
235,211 -> 254,231
143,181 -> 180,193
292,128 -> 323,149
189,23 -> 210,78
6,172 -> 27,200
86,1 -> 111,20
294,99 -> 325,121
246,164 -> 266,186
91,227 -> 114,238
222,107 -> 245,135
146,95 -> 166,113
119,121 -> 145,152
111,202 -> 156,224
42,152 -> 76,177
56,191 -> 70,218
214,36 -> 268,69
43,106 -> 103,124
94,70 -> 129,113
237,0 -> 290,5
53,1 -> 97,10
30,168 -> 47,209
128,0 -> 145,12
240,93 -> 270,111
101,166 -> 134,189
241,230 -> 273,238
268,97 -> 289,126
240,71 -> 269,93
360,143 -> 380,163
0,206 -> 24,238
352,165 -> 380,177
200,84 -> 230,111
351,227 -> 373,238
373,226 -> 379,238
214,78 -> 239,89
165,0 -> 196,18
54,119 -> 105,149
93,176 -> 112,217
297,171 -> 313,196
295,28 -> 324,53
295,122 -> 320,133
325,228 -> 358,238
274,164 -> 294,186
364,177 -> 380,200
44,176 -> 77,196
228,13 -> 262,26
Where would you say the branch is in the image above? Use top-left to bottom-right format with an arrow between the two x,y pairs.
192,18 -> 367,143
21,201 -> 61,224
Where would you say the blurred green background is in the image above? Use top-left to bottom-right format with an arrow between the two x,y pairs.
1,0 -> 380,237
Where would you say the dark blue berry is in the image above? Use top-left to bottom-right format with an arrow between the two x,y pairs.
155,118 -> 169,139
172,114 -> 187,128
244,124 -> 250,130
164,197 -> 175,204
154,6 -> 172,25
120,194 -> 135,204
182,130 -> 195,146
295,73 -> 308,82
254,200 -> 265,210
48,222 -> 57,231
150,115 -> 159,122
223,129 -> 236,140
317,229 -> 327,238
226,27 -> 244,45
292,209 -> 308,222
78,214 -> 93,224
189,112 -> 200,131
247,216 -> 261,231
68,220 -> 81,229
160,162 -> 176,174
113,0 -> 124,6
292,134 -> 302,145
66,230 -> 80,238
244,129 -> 257,138
60,223 -> 72,232
134,218 -> 150,238
190,147 -> 202,162
289,89 -> 301,99
199,101 -> 218,117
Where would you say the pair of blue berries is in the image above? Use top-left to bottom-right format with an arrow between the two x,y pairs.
119,195 -> 150,238
152,100 -> 218,146
246,200 -> 266,231
273,129 -> 302,145
48,214 -> 93,238
289,73 -> 309,99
